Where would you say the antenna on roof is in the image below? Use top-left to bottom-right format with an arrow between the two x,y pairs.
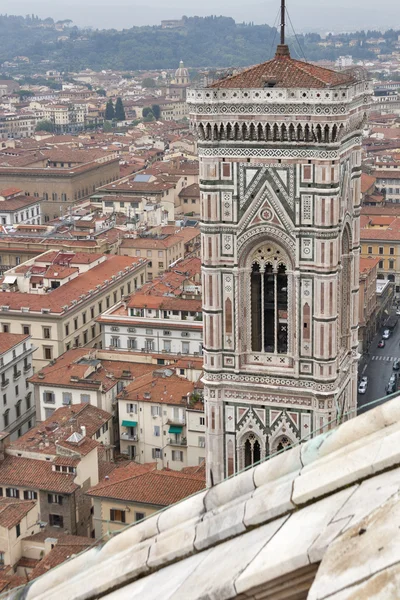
280,0 -> 285,45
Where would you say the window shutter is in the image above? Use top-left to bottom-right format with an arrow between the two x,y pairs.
48,493 -> 52,504
0,488 -> 2,496
121,511 -> 126,523
24,491 -> 28,500
58,496 -> 63,505
110,509 -> 115,521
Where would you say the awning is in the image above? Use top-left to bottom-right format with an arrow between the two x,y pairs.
122,420 -> 137,427
169,425 -> 183,434
3,276 -> 16,284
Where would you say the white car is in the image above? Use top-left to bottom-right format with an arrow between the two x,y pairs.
397,309 -> 400,316
360,376 -> 368,385
383,329 -> 391,339
358,381 -> 367,395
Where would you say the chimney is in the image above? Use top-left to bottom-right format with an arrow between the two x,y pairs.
81,425 -> 87,438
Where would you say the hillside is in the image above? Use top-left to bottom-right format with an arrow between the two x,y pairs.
0,14 -> 397,73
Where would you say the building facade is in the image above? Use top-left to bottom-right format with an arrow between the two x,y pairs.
188,44 -> 372,483
0,333 -> 35,440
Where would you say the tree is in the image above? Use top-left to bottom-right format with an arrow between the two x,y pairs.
142,107 -> 154,121
142,78 -> 156,88
151,104 -> 161,120
16,89 -> 34,100
105,99 -> 115,120
115,97 -> 126,121
103,121 -> 113,132
35,120 -> 55,133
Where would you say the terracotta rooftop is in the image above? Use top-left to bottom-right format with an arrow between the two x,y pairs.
127,293 -> 201,312
0,254 -> 144,313
0,497 -> 36,529
121,233 -> 184,250
121,370 -> 196,406
360,173 -> 376,195
29,348 -> 156,392
10,403 -> 111,456
0,194 -> 40,211
28,534 -> 95,581
0,456 -> 79,494
0,332 -> 29,355
359,256 -> 380,274
210,46 -> 356,89
86,462 -> 205,505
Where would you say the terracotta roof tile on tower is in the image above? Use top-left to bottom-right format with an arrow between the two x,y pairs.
210,46 -> 356,89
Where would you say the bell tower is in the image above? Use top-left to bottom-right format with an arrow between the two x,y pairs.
188,36 -> 371,484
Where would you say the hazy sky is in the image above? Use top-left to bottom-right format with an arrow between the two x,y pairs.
3,0 -> 399,32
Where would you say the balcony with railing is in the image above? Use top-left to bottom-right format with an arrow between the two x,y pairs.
23,363 -> 31,373
167,436 -> 187,447
120,432 -> 139,442
13,370 -> 21,381
1,378 -> 9,390
166,417 -> 186,426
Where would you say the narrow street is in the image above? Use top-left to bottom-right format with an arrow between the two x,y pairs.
358,323 -> 400,414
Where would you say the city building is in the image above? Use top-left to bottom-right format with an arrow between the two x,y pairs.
0,187 -> 41,226
0,154 -> 120,222
0,251 -> 147,370
119,233 -> 185,280
99,294 -> 203,356
117,366 -> 204,467
360,217 -> 400,293
0,497 -> 40,571
372,167 -> 400,203
358,257 -> 379,352
87,461 -> 205,539
0,402 -> 112,537
15,396 -> 400,600
188,41 -> 372,482
0,333 -> 35,440
28,347 -> 156,423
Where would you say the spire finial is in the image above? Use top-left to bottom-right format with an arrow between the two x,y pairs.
280,0 -> 285,45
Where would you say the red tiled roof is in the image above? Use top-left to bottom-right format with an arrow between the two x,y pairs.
0,333 -> 29,355
361,173 -> 376,195
210,46 -> 356,89
359,257 -> 380,274
0,456 -> 79,494
28,534 -> 95,580
87,463 -> 205,505
0,255 -> 144,313
122,371 -> 195,405
127,293 -> 201,312
0,497 -> 36,529
11,403 -> 110,456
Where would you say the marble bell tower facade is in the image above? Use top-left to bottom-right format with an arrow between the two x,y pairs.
188,45 -> 371,484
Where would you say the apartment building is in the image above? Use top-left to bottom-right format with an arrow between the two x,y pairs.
0,187 -> 41,226
373,167 -> 400,203
177,183 -> 200,216
28,348 -> 156,423
0,333 -> 35,440
118,366 -> 205,469
0,403 -> 111,537
0,498 -> 40,570
87,462 -> 205,539
0,155 -> 120,221
0,250 -> 147,370
119,233 -> 185,280
361,218 -> 400,293
0,113 -> 40,140
99,294 -> 203,356
359,257 -> 380,352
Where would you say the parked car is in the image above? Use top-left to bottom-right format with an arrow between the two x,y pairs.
394,359 -> 400,371
358,381 -> 367,395
396,309 -> 400,316
383,329 -> 391,339
360,375 -> 368,385
386,380 -> 397,395
378,340 -> 386,348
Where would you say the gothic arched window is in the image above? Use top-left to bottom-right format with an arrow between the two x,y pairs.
250,245 -> 289,354
340,228 -> 351,351
244,434 -> 261,468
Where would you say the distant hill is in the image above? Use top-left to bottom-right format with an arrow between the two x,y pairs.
0,14 -> 398,73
